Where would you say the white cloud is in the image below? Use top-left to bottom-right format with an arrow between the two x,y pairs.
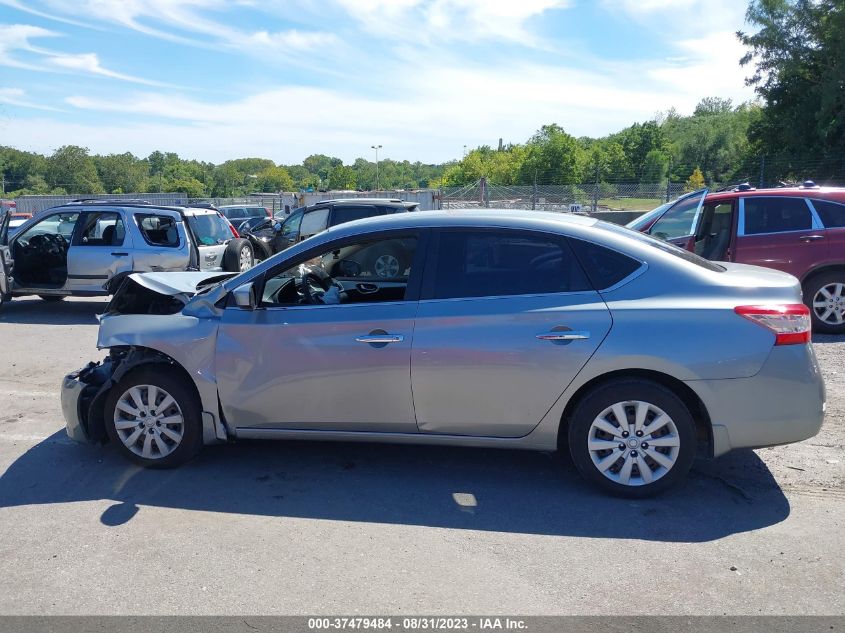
0,23 -> 169,85
332,0 -> 571,44
0,87 -> 64,111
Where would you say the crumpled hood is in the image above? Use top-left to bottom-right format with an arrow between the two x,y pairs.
103,271 -> 236,317
126,271 -> 236,297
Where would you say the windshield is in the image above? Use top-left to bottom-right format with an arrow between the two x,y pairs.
597,220 -> 725,272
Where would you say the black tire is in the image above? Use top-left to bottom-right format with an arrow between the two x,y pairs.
803,271 -> 845,334
567,378 -> 697,498
223,238 -> 254,272
39,295 -> 66,302
104,366 -> 203,469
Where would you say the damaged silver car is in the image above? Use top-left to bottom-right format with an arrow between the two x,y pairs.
61,210 -> 825,497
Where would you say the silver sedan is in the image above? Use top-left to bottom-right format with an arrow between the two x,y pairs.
61,210 -> 825,497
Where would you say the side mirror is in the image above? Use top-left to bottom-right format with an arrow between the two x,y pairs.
273,222 -> 282,232
232,282 -> 256,310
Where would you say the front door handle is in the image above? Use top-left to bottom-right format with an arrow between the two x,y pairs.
799,235 -> 824,242
536,331 -> 590,341
355,334 -> 404,344
111,252 -> 129,257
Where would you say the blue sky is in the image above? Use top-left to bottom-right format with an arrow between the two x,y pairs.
0,0 -> 755,165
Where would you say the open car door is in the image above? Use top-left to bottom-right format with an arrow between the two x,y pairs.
0,209 -> 11,298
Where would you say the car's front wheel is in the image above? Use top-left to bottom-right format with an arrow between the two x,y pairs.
568,379 -> 696,497
804,271 -> 845,334
104,367 -> 203,468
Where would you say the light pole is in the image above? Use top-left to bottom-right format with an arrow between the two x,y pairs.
371,144 -> 382,191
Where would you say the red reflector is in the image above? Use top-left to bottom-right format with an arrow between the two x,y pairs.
734,304 -> 811,345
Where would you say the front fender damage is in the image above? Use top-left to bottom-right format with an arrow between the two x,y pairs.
71,346 -> 216,444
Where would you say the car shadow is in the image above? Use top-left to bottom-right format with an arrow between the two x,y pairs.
0,297 -> 108,326
0,431 -> 789,542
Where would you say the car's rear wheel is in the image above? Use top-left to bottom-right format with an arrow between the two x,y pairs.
568,379 -> 696,497
804,271 -> 845,334
104,367 -> 203,468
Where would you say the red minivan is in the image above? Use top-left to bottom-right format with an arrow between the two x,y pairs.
630,182 -> 845,333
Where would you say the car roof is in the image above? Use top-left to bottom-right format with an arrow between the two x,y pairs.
323,208 -> 597,236
705,186 -> 845,204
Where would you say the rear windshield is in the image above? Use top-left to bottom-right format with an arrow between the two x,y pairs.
597,221 -> 725,272
188,213 -> 231,245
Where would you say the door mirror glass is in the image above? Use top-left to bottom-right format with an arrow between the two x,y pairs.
232,282 -> 256,309
274,222 -> 282,232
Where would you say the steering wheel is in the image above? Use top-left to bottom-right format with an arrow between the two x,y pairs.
299,272 -> 331,304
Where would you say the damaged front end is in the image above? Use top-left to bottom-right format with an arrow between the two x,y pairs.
62,270 -> 236,444
61,347 -> 186,444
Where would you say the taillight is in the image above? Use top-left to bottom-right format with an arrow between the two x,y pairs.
734,304 -> 811,345
265,207 -> 272,216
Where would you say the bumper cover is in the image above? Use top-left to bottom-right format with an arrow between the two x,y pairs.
686,344 -> 825,456
61,371 -> 90,443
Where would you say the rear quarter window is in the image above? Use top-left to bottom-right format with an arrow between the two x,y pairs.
811,199 -> 845,228
188,213 -> 232,245
595,221 -> 725,273
568,238 -> 642,290
135,214 -> 180,247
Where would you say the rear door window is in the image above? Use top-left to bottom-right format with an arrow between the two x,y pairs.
741,197 -> 814,235
76,212 -> 125,246
810,199 -> 845,228
427,230 -> 592,300
331,205 -> 384,226
135,214 -> 180,247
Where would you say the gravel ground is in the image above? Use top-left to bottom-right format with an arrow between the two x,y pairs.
0,296 -> 842,615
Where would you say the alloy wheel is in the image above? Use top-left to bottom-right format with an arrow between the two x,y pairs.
374,254 -> 400,277
113,384 -> 185,460
239,246 -> 254,272
813,282 -> 845,325
587,400 -> 680,486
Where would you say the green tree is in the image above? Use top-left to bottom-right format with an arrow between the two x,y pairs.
327,164 -> 357,190
739,0 -> 845,180
164,177 -> 206,197
685,167 -> 706,192
518,124 -> 584,184
94,152 -> 148,193
46,145 -> 104,194
255,166 -> 294,192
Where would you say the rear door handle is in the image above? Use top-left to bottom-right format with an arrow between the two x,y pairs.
111,252 -> 129,257
355,334 -> 404,344
799,235 -> 824,242
536,331 -> 590,341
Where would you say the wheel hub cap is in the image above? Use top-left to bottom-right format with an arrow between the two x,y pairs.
114,384 -> 184,460
813,282 -> 845,325
587,400 -> 681,487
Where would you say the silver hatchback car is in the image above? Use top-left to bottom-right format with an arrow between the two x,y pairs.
61,210 -> 825,497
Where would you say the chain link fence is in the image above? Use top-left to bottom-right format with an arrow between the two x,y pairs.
441,181 -> 687,214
